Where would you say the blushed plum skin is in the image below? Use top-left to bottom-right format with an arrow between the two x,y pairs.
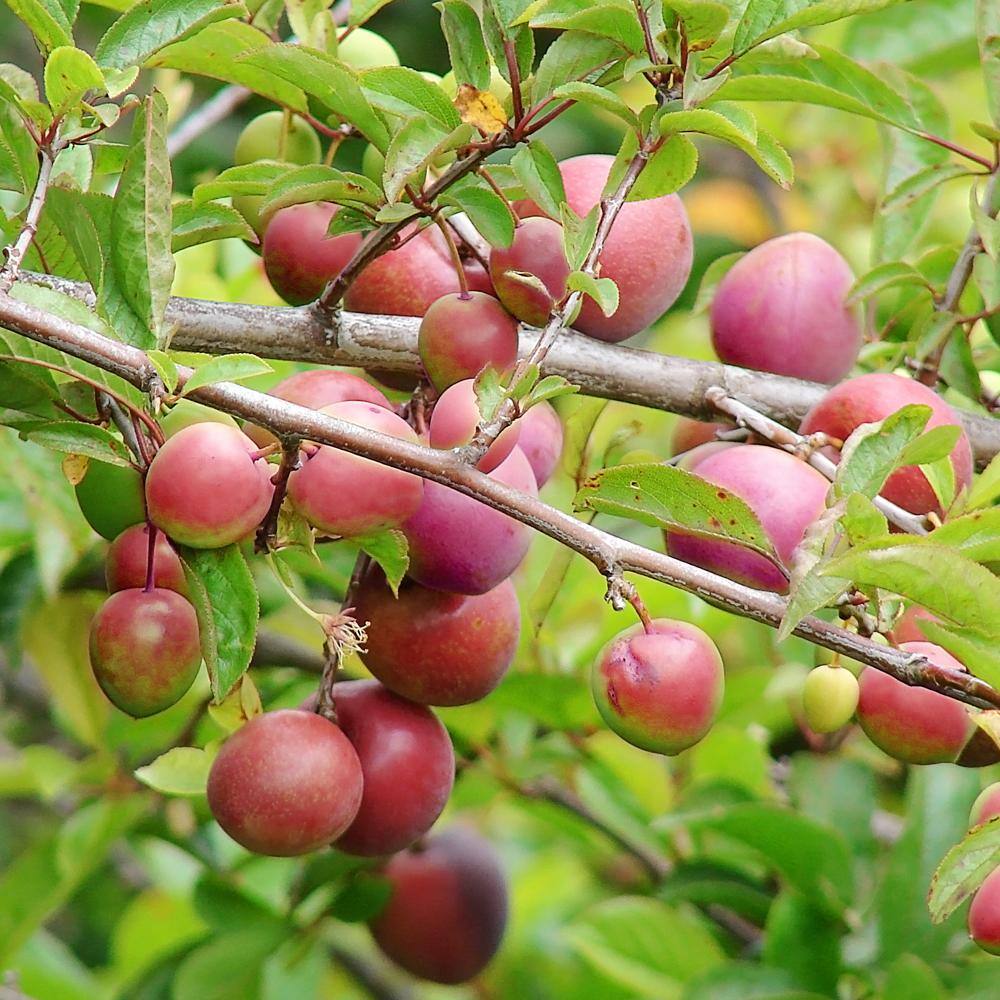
105,524 -> 187,595
666,445 -> 829,592
244,369 -> 391,447
670,417 -> 727,457
418,292 -> 519,391
969,866 -> 1000,954
263,203 -> 363,305
429,379 -> 519,473
591,619 -> 724,755
287,401 -> 423,536
332,680 -> 455,856
403,446 -> 538,595
75,460 -> 146,541
352,566 -> 520,706
970,783 -> 1000,827
559,154 -> 693,342
464,259 -> 495,295
145,424 -> 274,548
516,401 -> 563,487
206,710 -> 363,856
673,440 -> 738,473
711,232 -> 861,383
370,828 -> 508,984
345,226 -> 467,317
891,605 -> 943,645
800,373 -> 973,516
489,218 -> 570,327
857,643 -> 974,764
89,588 -> 201,717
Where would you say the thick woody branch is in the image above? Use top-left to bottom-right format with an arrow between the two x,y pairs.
20,271 -> 1000,468
1,291 -> 997,711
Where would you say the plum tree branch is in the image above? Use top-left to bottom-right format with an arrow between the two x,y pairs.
1,291 -> 998,711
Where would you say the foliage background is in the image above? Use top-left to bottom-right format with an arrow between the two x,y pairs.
0,0 -> 999,998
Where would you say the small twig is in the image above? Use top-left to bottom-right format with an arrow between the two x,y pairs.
254,441 -> 302,553
434,216 -> 469,296
915,131 -> 994,172
328,943 -> 414,1000
502,38 -> 525,124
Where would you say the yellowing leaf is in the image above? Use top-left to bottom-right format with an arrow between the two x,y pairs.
455,83 -> 507,134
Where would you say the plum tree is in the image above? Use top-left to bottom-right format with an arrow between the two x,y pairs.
105,524 -> 187,595
145,424 -> 274,548
591,619 -> 724,754
512,401 -> 564,488
352,565 -> 520,705
799,373 -> 973,515
559,154 -> 693,341
403,446 -> 538,594
369,827 -> 508,984
710,232 -> 861,383
970,782 -> 1000,827
802,663 -> 859,734
856,643 -> 977,764
489,218 -> 570,327
89,588 -> 201,717
331,680 -> 455,856
287,401 -> 423,536
337,27 -> 400,68
666,445 -> 830,592
428,379 -> 520,472
206,709 -> 363,856
969,866 -> 1000,954
159,399 -> 239,438
262,203 -> 363,305
244,368 -> 390,447
418,292 -> 519,391
75,460 -> 146,541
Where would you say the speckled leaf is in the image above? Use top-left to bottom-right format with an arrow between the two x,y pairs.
928,820 -> 1000,924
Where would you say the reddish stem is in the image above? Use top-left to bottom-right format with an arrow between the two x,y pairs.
144,522 -> 158,593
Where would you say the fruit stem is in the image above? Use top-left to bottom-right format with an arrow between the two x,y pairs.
435,217 -> 469,298
247,442 -> 280,463
143,523 -> 158,593
626,585 -> 653,633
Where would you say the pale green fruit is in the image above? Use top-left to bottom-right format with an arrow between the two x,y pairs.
802,664 -> 860,734
338,28 -> 400,69
234,111 -> 321,167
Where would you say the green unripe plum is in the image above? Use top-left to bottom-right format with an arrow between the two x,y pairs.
418,292 -> 519,391
429,379 -> 520,472
75,460 -> 146,541
971,783 -> 1000,827
145,424 -> 274,548
352,565 -> 520,706
369,827 -> 508,984
489,218 -> 570,328
802,664 -> 859,734
105,524 -> 187,595
338,27 -> 399,69
287,401 -> 424,536
206,709 -> 363,856
969,867 -> 1000,955
592,619 -> 724,755
160,399 -> 239,438
361,143 -> 429,191
800,373 -> 973,517
234,111 -> 322,168
89,588 -> 201,717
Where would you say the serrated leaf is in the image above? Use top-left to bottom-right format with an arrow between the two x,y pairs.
179,545 -> 259,701
918,620 -> 1000,691
531,30 -> 621,103
510,143 -> 565,220
527,0 -> 645,55
560,203 -> 599,271
181,354 -> 273,394
383,118 -> 472,203
436,0 -> 491,90
21,421 -> 133,466
972,181 -> 1000,260
926,508 -> 1000,564
44,46 -> 104,114
473,365 -> 506,422
881,162 -> 971,213
0,89 -> 40,196
847,261 -> 930,303
666,0 -> 730,51
574,462 -> 778,563
567,270 -> 618,316
193,160 -> 292,203
362,65 -> 461,129
356,529 -> 408,596
95,0 -> 245,71
552,80 -> 638,126
526,373 -> 578,406
628,134 -> 698,199
171,199 -> 257,251
842,492 -> 889,543
928,820 -> 1000,924
257,165 -> 382,223
443,182 -> 515,248
135,746 -> 214,796
6,0 -> 74,56
898,425 -> 962,468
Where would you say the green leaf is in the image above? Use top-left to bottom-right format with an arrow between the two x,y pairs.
179,545 -> 259,701
473,364 -> 506,422
833,404 -> 931,500
525,373 -> 578,406
111,92 -> 174,348
357,529 -> 409,596
173,926 -> 290,1000
150,21 -> 309,111
239,44 -> 390,150
436,0 -> 491,90
350,0 -> 394,26
531,30 -> 621,103
628,134 -> 698,199
573,463 -> 779,564
6,0 -> 74,56
847,261 -> 930,303
0,89 -> 41,196
362,65 -> 461,129
567,270 -> 619,316
565,897 -> 724,997
510,142 -> 565,220
842,492 -> 889,543
329,872 -> 392,922
733,0 -> 906,57
95,0 -> 245,71
43,46 -> 104,114
135,746 -> 214,796
918,619 -> 1000,690
257,165 -> 382,223
780,565 -> 849,643
925,509 -> 1000,565
527,0 -> 646,55
978,0 -> 1000,127
192,160 -> 293,203
928,818 -> 1000,924
21,421 -> 133,466
560,203 -> 599,271
693,251 -> 743,314
822,542 -> 1000,637
171,199 -> 257,251
383,118 -> 472,203
967,451 -> 1000,510
443,181 -> 516,248
147,349 -> 179,392
182,354 -> 273,394
552,80 -> 638,126
665,0 -> 730,52
881,162 -> 971,213
484,672 -> 597,729
898,425 -> 962,468
0,360 -> 60,426
972,181 -> 1000,260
